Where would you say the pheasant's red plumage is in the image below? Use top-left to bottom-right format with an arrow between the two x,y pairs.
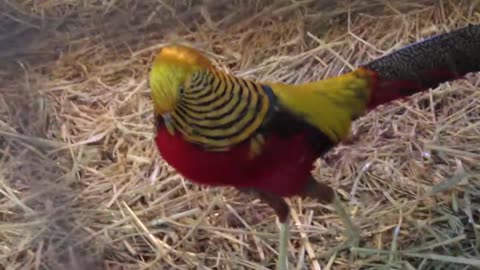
156,123 -> 316,197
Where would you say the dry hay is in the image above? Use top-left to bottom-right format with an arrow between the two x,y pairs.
1,0 -> 480,269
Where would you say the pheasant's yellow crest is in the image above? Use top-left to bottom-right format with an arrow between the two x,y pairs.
149,45 -> 212,114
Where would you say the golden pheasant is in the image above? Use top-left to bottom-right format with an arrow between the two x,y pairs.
149,24 -> 480,269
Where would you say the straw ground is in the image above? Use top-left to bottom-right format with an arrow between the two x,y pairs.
1,0 -> 479,269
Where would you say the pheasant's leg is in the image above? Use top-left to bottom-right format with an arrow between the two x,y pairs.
301,177 -> 360,256
240,189 -> 290,270
277,216 -> 289,270
330,192 -> 360,255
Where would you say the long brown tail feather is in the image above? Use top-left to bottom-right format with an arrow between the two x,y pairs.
362,24 -> 480,109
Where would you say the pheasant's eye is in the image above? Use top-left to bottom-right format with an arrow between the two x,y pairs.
179,86 -> 185,94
